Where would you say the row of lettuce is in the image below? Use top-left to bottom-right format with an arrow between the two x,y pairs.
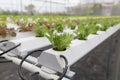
0,16 -> 120,51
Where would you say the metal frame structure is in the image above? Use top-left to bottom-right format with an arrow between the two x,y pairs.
35,0 -> 68,13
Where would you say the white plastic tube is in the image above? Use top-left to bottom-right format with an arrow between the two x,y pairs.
1,52 -> 59,80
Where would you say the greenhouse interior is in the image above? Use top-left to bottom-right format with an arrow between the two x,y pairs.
0,0 -> 120,80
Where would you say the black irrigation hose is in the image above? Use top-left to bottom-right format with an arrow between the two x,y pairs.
0,40 -> 8,43
0,43 -> 21,56
0,40 -> 20,63
18,50 -> 44,80
58,55 -> 68,80
18,51 -> 69,80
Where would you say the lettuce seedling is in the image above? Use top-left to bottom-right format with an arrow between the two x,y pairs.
46,30 -> 74,51
87,24 -> 99,34
34,23 -> 48,37
0,27 -> 7,38
54,22 -> 64,32
75,25 -> 89,40
68,22 -> 77,30
100,21 -> 109,31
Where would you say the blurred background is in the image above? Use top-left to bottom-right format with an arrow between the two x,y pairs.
0,0 -> 120,16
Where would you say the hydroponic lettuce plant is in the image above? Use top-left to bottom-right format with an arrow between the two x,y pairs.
7,28 -> 16,37
34,23 -> 48,37
0,22 -> 16,38
75,25 -> 88,40
87,24 -> 99,34
0,27 -> 7,38
73,19 -> 80,25
54,22 -> 64,32
36,19 -> 43,26
68,22 -> 77,30
18,18 -> 35,32
109,20 -> 119,27
46,30 -> 74,51
42,21 -> 54,29
99,21 -> 110,31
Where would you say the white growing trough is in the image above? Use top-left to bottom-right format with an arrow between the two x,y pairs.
38,24 -> 120,73
0,24 -> 120,80
0,36 -> 51,56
